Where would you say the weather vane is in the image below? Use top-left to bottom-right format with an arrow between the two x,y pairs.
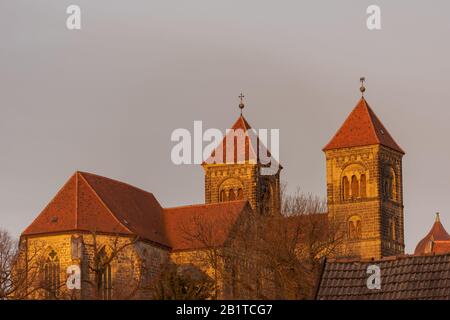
360,77 -> 366,97
238,92 -> 245,114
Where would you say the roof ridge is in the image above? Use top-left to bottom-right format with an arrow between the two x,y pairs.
365,101 -> 405,154
165,200 -> 248,211
329,252 -> 450,264
361,98 -> 382,145
78,171 -> 159,201
77,172 -> 134,235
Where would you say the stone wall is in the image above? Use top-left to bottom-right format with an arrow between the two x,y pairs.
23,233 -> 169,300
325,144 -> 404,260
203,162 -> 281,216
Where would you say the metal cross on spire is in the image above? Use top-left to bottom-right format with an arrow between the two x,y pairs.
360,77 -> 366,97
238,92 -> 245,114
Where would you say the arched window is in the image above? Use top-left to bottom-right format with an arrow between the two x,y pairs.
219,178 -> 244,203
220,190 -> 227,202
383,166 -> 396,201
390,168 -> 397,200
261,184 -> 273,215
229,189 -> 236,201
71,235 -> 83,259
356,220 -> 362,238
44,249 -> 60,299
384,181 -> 389,198
351,175 -> 359,198
390,218 -> 397,241
341,164 -> 367,201
348,216 -> 362,240
342,176 -> 350,200
98,247 -> 113,300
100,264 -> 112,300
360,174 -> 367,198
237,188 -> 243,200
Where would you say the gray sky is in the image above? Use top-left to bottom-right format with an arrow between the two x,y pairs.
1,0 -> 450,253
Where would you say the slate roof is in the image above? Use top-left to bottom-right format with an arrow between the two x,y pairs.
316,253 -> 450,300
323,97 -> 404,154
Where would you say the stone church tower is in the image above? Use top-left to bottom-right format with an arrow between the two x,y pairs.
323,84 -> 405,259
202,97 -> 282,216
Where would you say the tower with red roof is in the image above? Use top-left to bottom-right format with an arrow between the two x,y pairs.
323,79 -> 405,259
202,95 -> 282,216
415,213 -> 450,255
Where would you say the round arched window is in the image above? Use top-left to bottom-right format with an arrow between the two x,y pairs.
348,216 -> 362,240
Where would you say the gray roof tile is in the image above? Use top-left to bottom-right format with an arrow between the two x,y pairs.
317,253 -> 450,300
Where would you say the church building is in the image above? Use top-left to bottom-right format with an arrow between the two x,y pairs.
19,96 -> 282,299
18,79 -> 450,299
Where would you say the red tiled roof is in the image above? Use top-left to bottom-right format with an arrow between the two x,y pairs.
22,172 -> 170,247
414,213 -> 450,255
22,172 -> 251,251
323,97 -> 404,154
164,201 -> 250,251
203,115 -> 280,169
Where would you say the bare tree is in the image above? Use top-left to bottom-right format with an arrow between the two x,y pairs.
178,207 -> 269,300
81,232 -> 141,300
0,229 -> 17,299
255,187 -> 344,299
151,262 -> 214,300
178,212 -> 238,299
0,230 -> 48,300
282,187 -> 328,216
178,187 -> 344,300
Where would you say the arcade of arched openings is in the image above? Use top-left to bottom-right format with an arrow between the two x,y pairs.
341,166 -> 367,200
219,178 -> 245,202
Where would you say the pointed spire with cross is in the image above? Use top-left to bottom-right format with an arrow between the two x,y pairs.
360,77 -> 366,97
238,92 -> 245,114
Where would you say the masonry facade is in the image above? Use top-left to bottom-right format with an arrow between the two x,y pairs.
202,115 -> 281,216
